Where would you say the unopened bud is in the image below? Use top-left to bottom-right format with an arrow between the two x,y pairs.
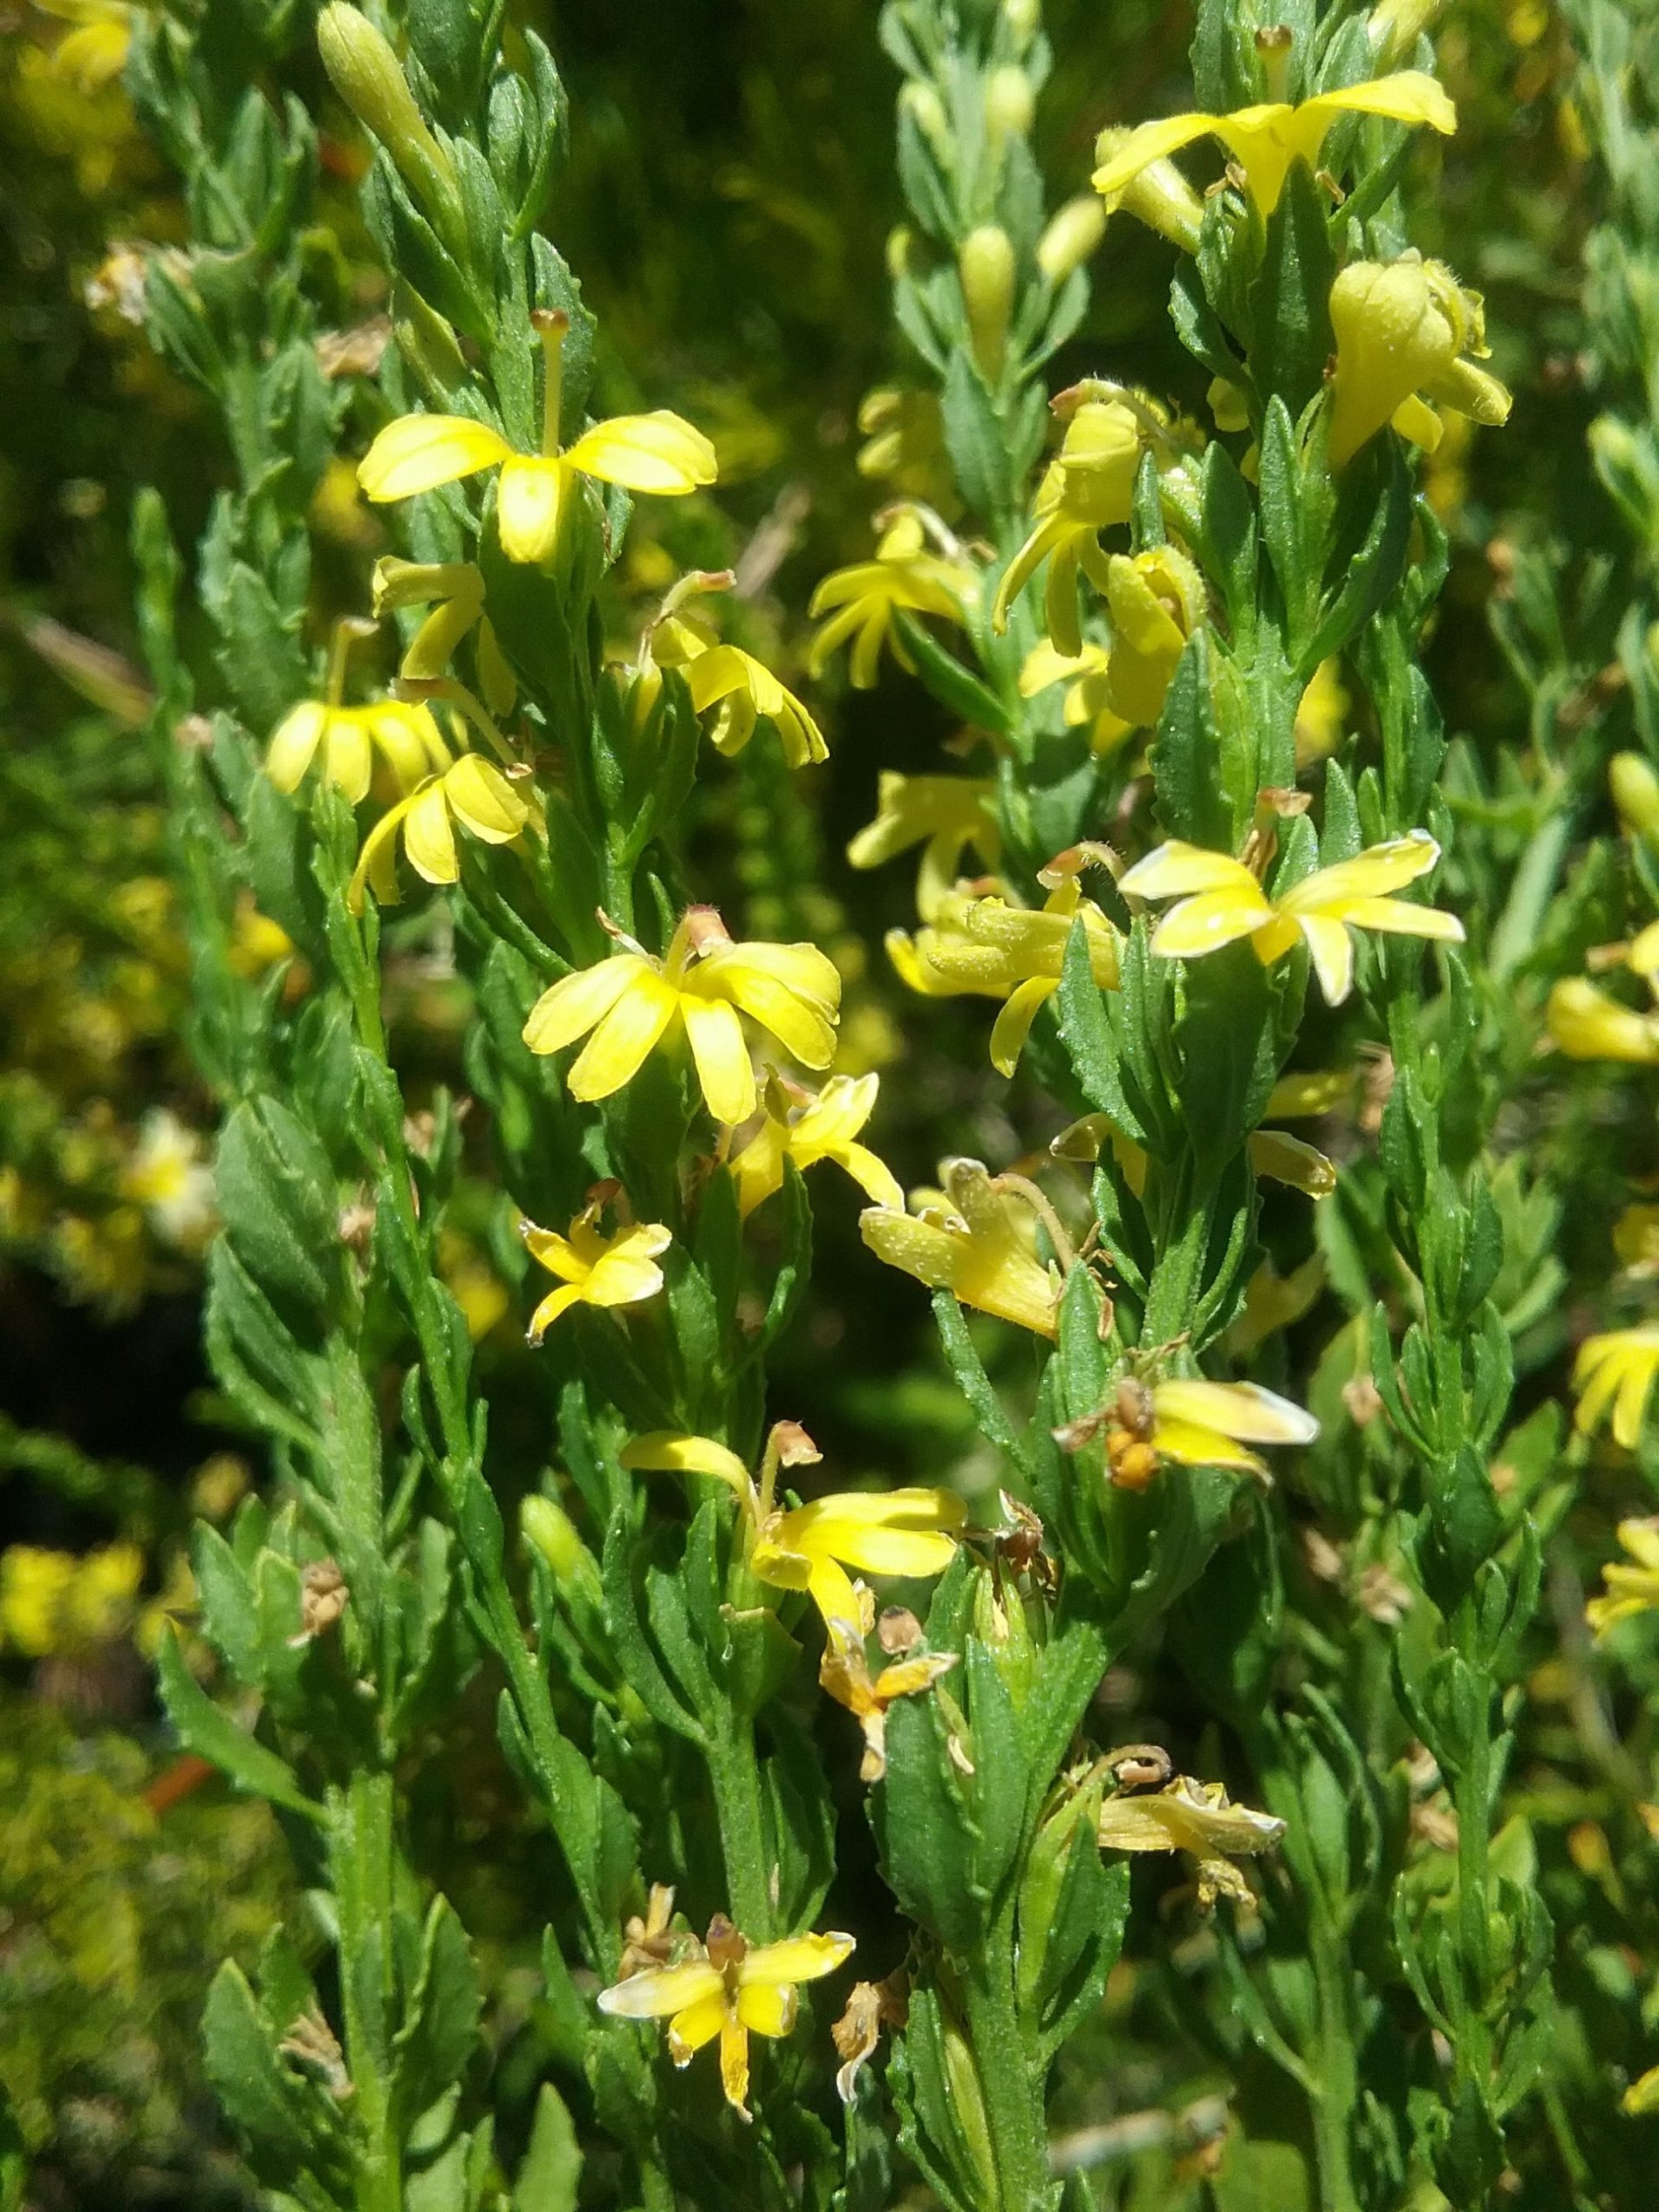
1001,0 -> 1041,47
317,5 -> 461,238
1094,129 -> 1204,254
1369,0 -> 1445,65
959,224 -> 1016,383
523,1494 -> 596,1585
899,80 -> 950,155
985,66 -> 1035,145
886,225 -> 917,283
1612,752 -> 1659,849
1037,194 -> 1106,284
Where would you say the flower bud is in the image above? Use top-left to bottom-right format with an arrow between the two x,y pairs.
1002,0 -> 1041,47
899,80 -> 950,155
985,65 -> 1035,145
1368,0 -> 1445,66
522,1493 -> 598,1587
1546,977 -> 1659,1065
1037,194 -> 1106,284
959,224 -> 1016,383
1092,130 -> 1204,254
1612,752 -> 1659,850
317,4 -> 461,238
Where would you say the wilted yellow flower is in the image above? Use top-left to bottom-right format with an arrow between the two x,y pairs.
847,772 -> 1001,920
1573,1325 -> 1659,1450
267,620 -> 451,804
1586,1518 -> 1659,1639
1060,1373 -> 1319,1490
358,312 -> 715,564
121,1110 -> 216,1249
1546,977 -> 1659,1064
642,601 -> 826,768
522,906 -> 841,1128
1294,659 -> 1349,766
597,1914 -> 854,2122
888,866 -> 1122,1076
1091,70 -> 1456,218
1019,640 -> 1135,755
1121,831 -> 1462,1005
349,753 -> 534,910
819,1624 -> 958,1782
808,509 -> 976,690
1325,255 -> 1510,468
519,1200 -> 671,1344
1096,1772 -> 1286,1907
728,1073 -> 903,1219
992,397 -> 1147,658
620,1422 -> 964,1633
861,1156 -> 1064,1338
372,556 -> 516,715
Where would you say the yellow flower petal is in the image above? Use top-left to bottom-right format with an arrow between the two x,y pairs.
679,992 -> 757,1125
1154,1379 -> 1319,1446
1121,841 -> 1263,903
740,1931 -> 855,1987
403,780 -> 460,884
567,975 -> 681,1102
734,1981 -> 797,2038
496,454 -> 568,563
358,412 -> 514,502
597,1959 -> 724,2020
523,955 -> 645,1057
266,700 -> 327,793
444,754 -> 531,842
620,1433 -> 753,1491
665,1990 -> 728,2059
564,410 -> 718,494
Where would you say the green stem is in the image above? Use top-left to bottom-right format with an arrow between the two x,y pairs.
1307,1929 -> 1363,2212
962,1912 -> 1054,2212
330,1773 -> 404,2212
707,1713 -> 774,1937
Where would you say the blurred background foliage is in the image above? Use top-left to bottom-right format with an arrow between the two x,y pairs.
0,0 -> 1620,2203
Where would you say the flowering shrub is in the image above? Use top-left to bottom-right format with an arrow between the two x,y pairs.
11,0 -> 1659,2207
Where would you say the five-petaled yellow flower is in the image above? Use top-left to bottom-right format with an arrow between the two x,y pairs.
519,1200 -> 671,1344
1058,1374 -> 1319,1490
1092,69 -> 1455,218
1586,1518 -> 1659,1640
1121,831 -> 1463,1004
847,772 -> 1001,921
620,1421 -> 964,1633
808,509 -> 976,690
1573,1325 -> 1659,1450
639,599 -> 826,768
522,906 -> 841,1128
1096,1771 -> 1286,1908
358,311 -> 715,564
861,1156 -> 1064,1338
348,753 -> 534,910
728,1072 -> 904,1219
993,396 -> 1147,658
1325,256 -> 1511,469
597,1913 -> 854,2123
818,1623 -> 958,1783
888,866 -> 1122,1076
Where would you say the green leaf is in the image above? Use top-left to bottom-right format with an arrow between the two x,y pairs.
157,1625 -> 323,1821
393,1897 -> 482,2124
941,349 -> 1012,524
515,2083 -> 582,2212
891,608 -> 1012,735
200,1961 -> 316,2177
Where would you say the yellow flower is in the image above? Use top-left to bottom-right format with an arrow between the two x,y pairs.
1120,831 -> 1462,1005
357,312 -> 715,564
348,753 -> 534,910
620,1422 -> 965,1633
819,1624 -> 958,1782
1294,658 -> 1349,766
860,1156 -> 1064,1338
643,603 -> 826,768
121,1110 -> 216,1248
847,771 -> 1001,921
267,621 -> 451,804
808,509 -> 976,690
519,1199 -> 671,1344
1546,977 -> 1659,1064
1586,1517 -> 1659,1639
1096,1772 -> 1286,1907
37,0 -> 131,92
992,397 -> 1146,658
1019,640 -> 1135,756
728,1073 -> 904,1219
1091,69 -> 1456,218
888,864 -> 1122,1076
0,1541 -> 144,1657
855,388 -> 957,511
522,906 -> 841,1128
1325,256 -> 1511,469
1058,1374 -> 1319,1489
1098,546 -> 1206,726
597,1913 -> 854,2123
1573,1325 -> 1659,1450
